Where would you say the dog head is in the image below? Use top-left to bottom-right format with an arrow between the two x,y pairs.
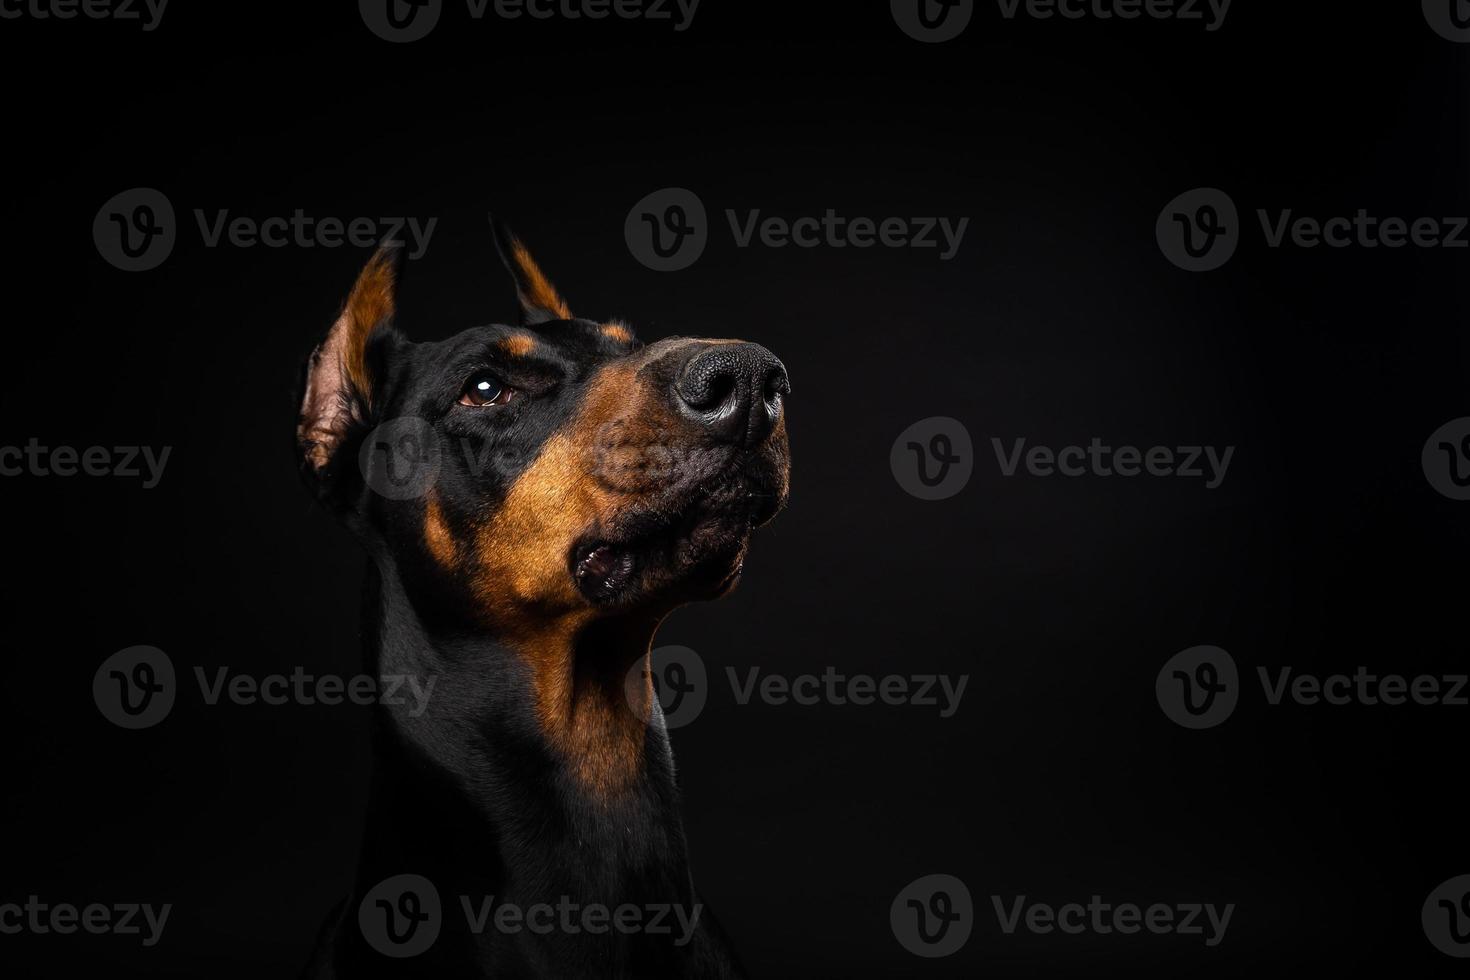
297,223 -> 791,634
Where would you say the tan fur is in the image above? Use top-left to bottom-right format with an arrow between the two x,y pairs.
341,251 -> 396,402
470,362 -> 660,796
463,340 -> 788,797
297,248 -> 397,471
500,333 -> 538,358
424,495 -> 457,569
510,239 -> 572,320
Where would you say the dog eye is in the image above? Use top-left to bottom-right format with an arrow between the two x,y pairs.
459,372 -> 516,408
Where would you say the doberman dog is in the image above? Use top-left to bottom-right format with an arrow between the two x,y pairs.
295,221 -> 790,978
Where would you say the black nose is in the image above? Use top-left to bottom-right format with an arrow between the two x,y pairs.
674,342 -> 790,446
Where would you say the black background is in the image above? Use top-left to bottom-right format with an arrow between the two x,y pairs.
1,0 -> 1467,976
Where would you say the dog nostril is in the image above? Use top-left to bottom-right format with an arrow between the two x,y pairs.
762,366 -> 791,405
685,371 -> 737,412
676,343 -> 787,446
676,349 -> 733,410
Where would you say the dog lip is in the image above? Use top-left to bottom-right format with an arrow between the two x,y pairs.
572,541 -> 638,604
569,460 -> 781,605
569,506 -> 749,606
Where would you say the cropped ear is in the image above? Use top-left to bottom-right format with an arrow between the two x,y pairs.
490,215 -> 573,325
297,245 -> 402,481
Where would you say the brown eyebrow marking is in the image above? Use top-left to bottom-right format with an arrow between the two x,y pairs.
500,334 -> 538,358
600,321 -> 632,343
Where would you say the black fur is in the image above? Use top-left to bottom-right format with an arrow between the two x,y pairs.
297,228 -> 789,978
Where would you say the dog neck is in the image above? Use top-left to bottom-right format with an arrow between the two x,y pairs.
353,559 -> 696,907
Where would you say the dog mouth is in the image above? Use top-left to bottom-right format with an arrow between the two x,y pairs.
573,544 -> 640,603
570,470 -> 778,606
